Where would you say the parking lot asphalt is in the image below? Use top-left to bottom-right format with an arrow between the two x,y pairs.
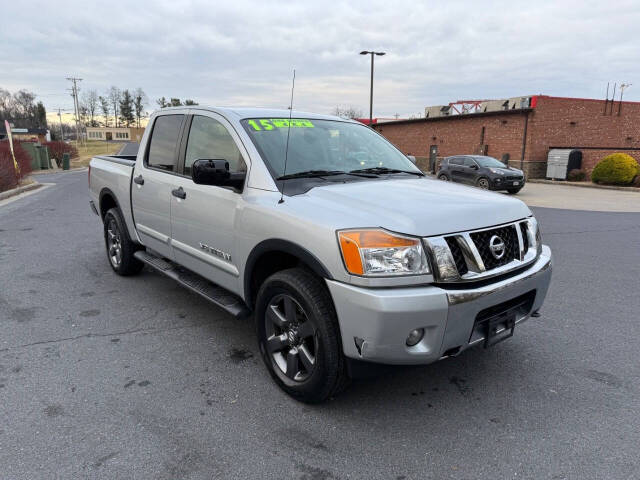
1,170 -> 639,479
512,182 -> 640,212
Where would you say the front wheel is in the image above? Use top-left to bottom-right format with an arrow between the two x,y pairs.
438,174 -> 449,181
255,268 -> 349,403
103,208 -> 144,276
477,177 -> 490,190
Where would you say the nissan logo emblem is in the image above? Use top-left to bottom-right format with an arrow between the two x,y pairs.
489,235 -> 506,259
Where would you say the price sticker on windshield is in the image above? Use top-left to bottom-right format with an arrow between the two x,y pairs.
247,119 -> 315,131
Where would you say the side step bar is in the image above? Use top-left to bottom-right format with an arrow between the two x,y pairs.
133,250 -> 250,319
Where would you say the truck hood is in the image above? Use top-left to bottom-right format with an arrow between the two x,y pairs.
300,177 -> 532,237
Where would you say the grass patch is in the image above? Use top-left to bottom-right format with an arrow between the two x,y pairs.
72,141 -> 124,167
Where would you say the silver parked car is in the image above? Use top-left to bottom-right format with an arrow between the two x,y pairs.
89,106 -> 552,402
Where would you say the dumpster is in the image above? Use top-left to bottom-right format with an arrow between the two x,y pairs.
546,149 -> 582,180
62,152 -> 70,170
21,142 -> 41,170
36,145 -> 49,169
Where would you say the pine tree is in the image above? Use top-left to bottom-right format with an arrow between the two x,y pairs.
119,90 -> 135,127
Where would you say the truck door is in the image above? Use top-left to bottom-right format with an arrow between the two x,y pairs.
169,113 -> 249,293
131,113 -> 186,258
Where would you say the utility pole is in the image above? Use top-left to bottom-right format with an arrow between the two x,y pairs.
66,77 -> 83,144
58,108 -> 64,142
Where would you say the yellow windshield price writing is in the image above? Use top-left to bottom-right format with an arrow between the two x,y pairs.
248,119 -> 315,131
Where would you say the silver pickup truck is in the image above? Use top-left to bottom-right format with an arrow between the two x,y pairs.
89,106 -> 552,403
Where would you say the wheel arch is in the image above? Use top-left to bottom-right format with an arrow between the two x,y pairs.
244,239 -> 333,310
98,187 -> 121,220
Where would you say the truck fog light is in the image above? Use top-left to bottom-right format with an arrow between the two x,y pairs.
406,328 -> 425,347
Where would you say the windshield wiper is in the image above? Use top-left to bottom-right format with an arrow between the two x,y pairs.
349,167 -> 424,177
277,170 -> 376,180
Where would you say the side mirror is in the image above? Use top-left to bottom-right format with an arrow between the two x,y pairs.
407,155 -> 416,164
470,164 -> 478,170
191,159 -> 245,190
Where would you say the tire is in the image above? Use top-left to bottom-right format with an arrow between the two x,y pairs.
477,177 -> 490,190
438,174 -> 449,181
103,207 -> 144,276
255,268 -> 349,403
507,187 -> 522,194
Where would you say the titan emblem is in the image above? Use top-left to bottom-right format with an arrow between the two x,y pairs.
199,243 -> 232,262
489,235 -> 506,260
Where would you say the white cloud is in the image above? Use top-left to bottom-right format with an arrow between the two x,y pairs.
2,0 -> 639,118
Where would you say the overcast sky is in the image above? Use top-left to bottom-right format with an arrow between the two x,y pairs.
2,0 -> 639,119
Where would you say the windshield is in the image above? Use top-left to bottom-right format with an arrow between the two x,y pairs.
241,118 -> 420,178
475,156 -> 507,168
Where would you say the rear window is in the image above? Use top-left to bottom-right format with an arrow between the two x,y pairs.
147,115 -> 184,172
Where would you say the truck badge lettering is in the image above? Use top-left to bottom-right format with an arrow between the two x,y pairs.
199,243 -> 232,262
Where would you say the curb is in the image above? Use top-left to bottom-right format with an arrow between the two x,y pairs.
0,181 -> 42,201
527,179 -> 640,193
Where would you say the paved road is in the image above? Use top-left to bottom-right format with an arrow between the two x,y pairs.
1,171 -> 639,479
117,142 -> 139,156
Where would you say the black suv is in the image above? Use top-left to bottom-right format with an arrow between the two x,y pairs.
436,155 -> 525,194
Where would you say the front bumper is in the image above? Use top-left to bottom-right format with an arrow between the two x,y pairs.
326,245 -> 552,365
491,177 -> 525,190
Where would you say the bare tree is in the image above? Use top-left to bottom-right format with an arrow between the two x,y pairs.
0,88 -> 12,118
99,95 -> 110,127
108,86 -> 122,127
0,88 -> 45,128
81,89 -> 100,127
13,90 -> 37,118
332,105 -> 363,119
133,88 -> 147,127
156,97 -> 168,108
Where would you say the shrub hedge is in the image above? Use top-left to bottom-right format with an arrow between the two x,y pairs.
567,169 -> 588,182
0,141 -> 32,192
44,141 -> 78,166
591,153 -> 640,185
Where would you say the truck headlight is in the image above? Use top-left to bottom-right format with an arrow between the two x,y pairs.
489,168 -> 504,174
526,217 -> 543,256
338,229 -> 430,276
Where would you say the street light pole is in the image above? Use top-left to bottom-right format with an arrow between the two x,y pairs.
360,50 -> 385,125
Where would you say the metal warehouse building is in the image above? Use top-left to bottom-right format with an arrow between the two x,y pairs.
373,95 -> 640,178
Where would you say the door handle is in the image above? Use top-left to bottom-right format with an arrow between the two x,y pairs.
133,174 -> 144,185
171,187 -> 186,199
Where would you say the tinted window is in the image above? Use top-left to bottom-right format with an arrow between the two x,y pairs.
463,157 -> 477,167
449,157 -> 462,165
147,115 -> 184,172
475,156 -> 506,168
185,115 -> 246,176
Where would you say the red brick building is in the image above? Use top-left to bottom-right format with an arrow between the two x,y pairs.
374,95 -> 640,178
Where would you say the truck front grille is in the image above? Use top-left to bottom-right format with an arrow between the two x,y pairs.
445,237 -> 469,276
424,219 -> 539,283
469,224 -> 519,269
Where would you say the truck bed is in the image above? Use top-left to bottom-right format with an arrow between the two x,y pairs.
89,155 -> 138,242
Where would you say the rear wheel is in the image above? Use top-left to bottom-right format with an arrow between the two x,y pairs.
438,174 -> 449,181
255,268 -> 348,403
507,187 -> 522,194
477,177 -> 490,190
103,208 -> 143,276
